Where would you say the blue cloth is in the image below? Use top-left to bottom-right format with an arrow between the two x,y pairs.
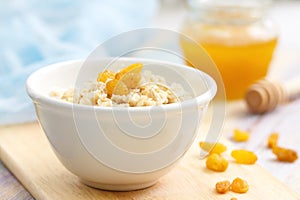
0,0 -> 158,124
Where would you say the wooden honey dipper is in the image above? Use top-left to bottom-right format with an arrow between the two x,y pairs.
245,78 -> 300,114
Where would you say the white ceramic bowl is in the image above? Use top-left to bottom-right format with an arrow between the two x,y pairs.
26,58 -> 216,191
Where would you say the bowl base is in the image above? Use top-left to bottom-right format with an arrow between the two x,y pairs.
80,179 -> 158,191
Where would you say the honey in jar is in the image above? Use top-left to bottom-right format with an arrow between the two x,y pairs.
180,0 -> 278,99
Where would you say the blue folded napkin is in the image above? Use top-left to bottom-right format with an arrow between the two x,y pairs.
0,0 -> 158,124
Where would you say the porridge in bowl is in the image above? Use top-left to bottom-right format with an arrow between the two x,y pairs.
26,58 -> 217,191
50,63 -> 192,107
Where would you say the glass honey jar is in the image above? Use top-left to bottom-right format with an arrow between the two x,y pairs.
180,0 -> 278,100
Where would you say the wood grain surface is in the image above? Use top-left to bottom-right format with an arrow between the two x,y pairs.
0,161 -> 33,200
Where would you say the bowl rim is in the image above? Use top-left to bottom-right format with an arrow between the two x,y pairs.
26,57 -> 217,112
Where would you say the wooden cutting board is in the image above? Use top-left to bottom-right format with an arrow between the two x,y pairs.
0,107 -> 299,200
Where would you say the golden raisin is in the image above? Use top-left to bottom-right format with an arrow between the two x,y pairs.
267,133 -> 279,148
215,180 -> 231,194
233,129 -> 250,142
231,177 -> 249,193
199,141 -> 227,154
106,79 -> 129,97
97,70 -> 115,83
272,146 -> 298,162
119,72 -> 141,89
231,150 -> 257,164
115,63 -> 143,80
206,153 -> 229,172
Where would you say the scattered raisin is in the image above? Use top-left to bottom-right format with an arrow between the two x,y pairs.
233,129 -> 250,142
199,141 -> 227,154
231,150 -> 257,164
267,133 -> 279,148
206,153 -> 229,172
215,180 -> 231,194
231,177 -> 249,193
272,146 -> 298,162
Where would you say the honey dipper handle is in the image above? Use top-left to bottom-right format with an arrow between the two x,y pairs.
284,78 -> 300,100
245,79 -> 286,114
245,78 -> 300,114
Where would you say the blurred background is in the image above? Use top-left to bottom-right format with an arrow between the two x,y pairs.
1,0 -> 300,124
0,0 -> 159,124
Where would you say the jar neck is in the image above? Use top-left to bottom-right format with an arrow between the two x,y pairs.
188,0 -> 271,25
